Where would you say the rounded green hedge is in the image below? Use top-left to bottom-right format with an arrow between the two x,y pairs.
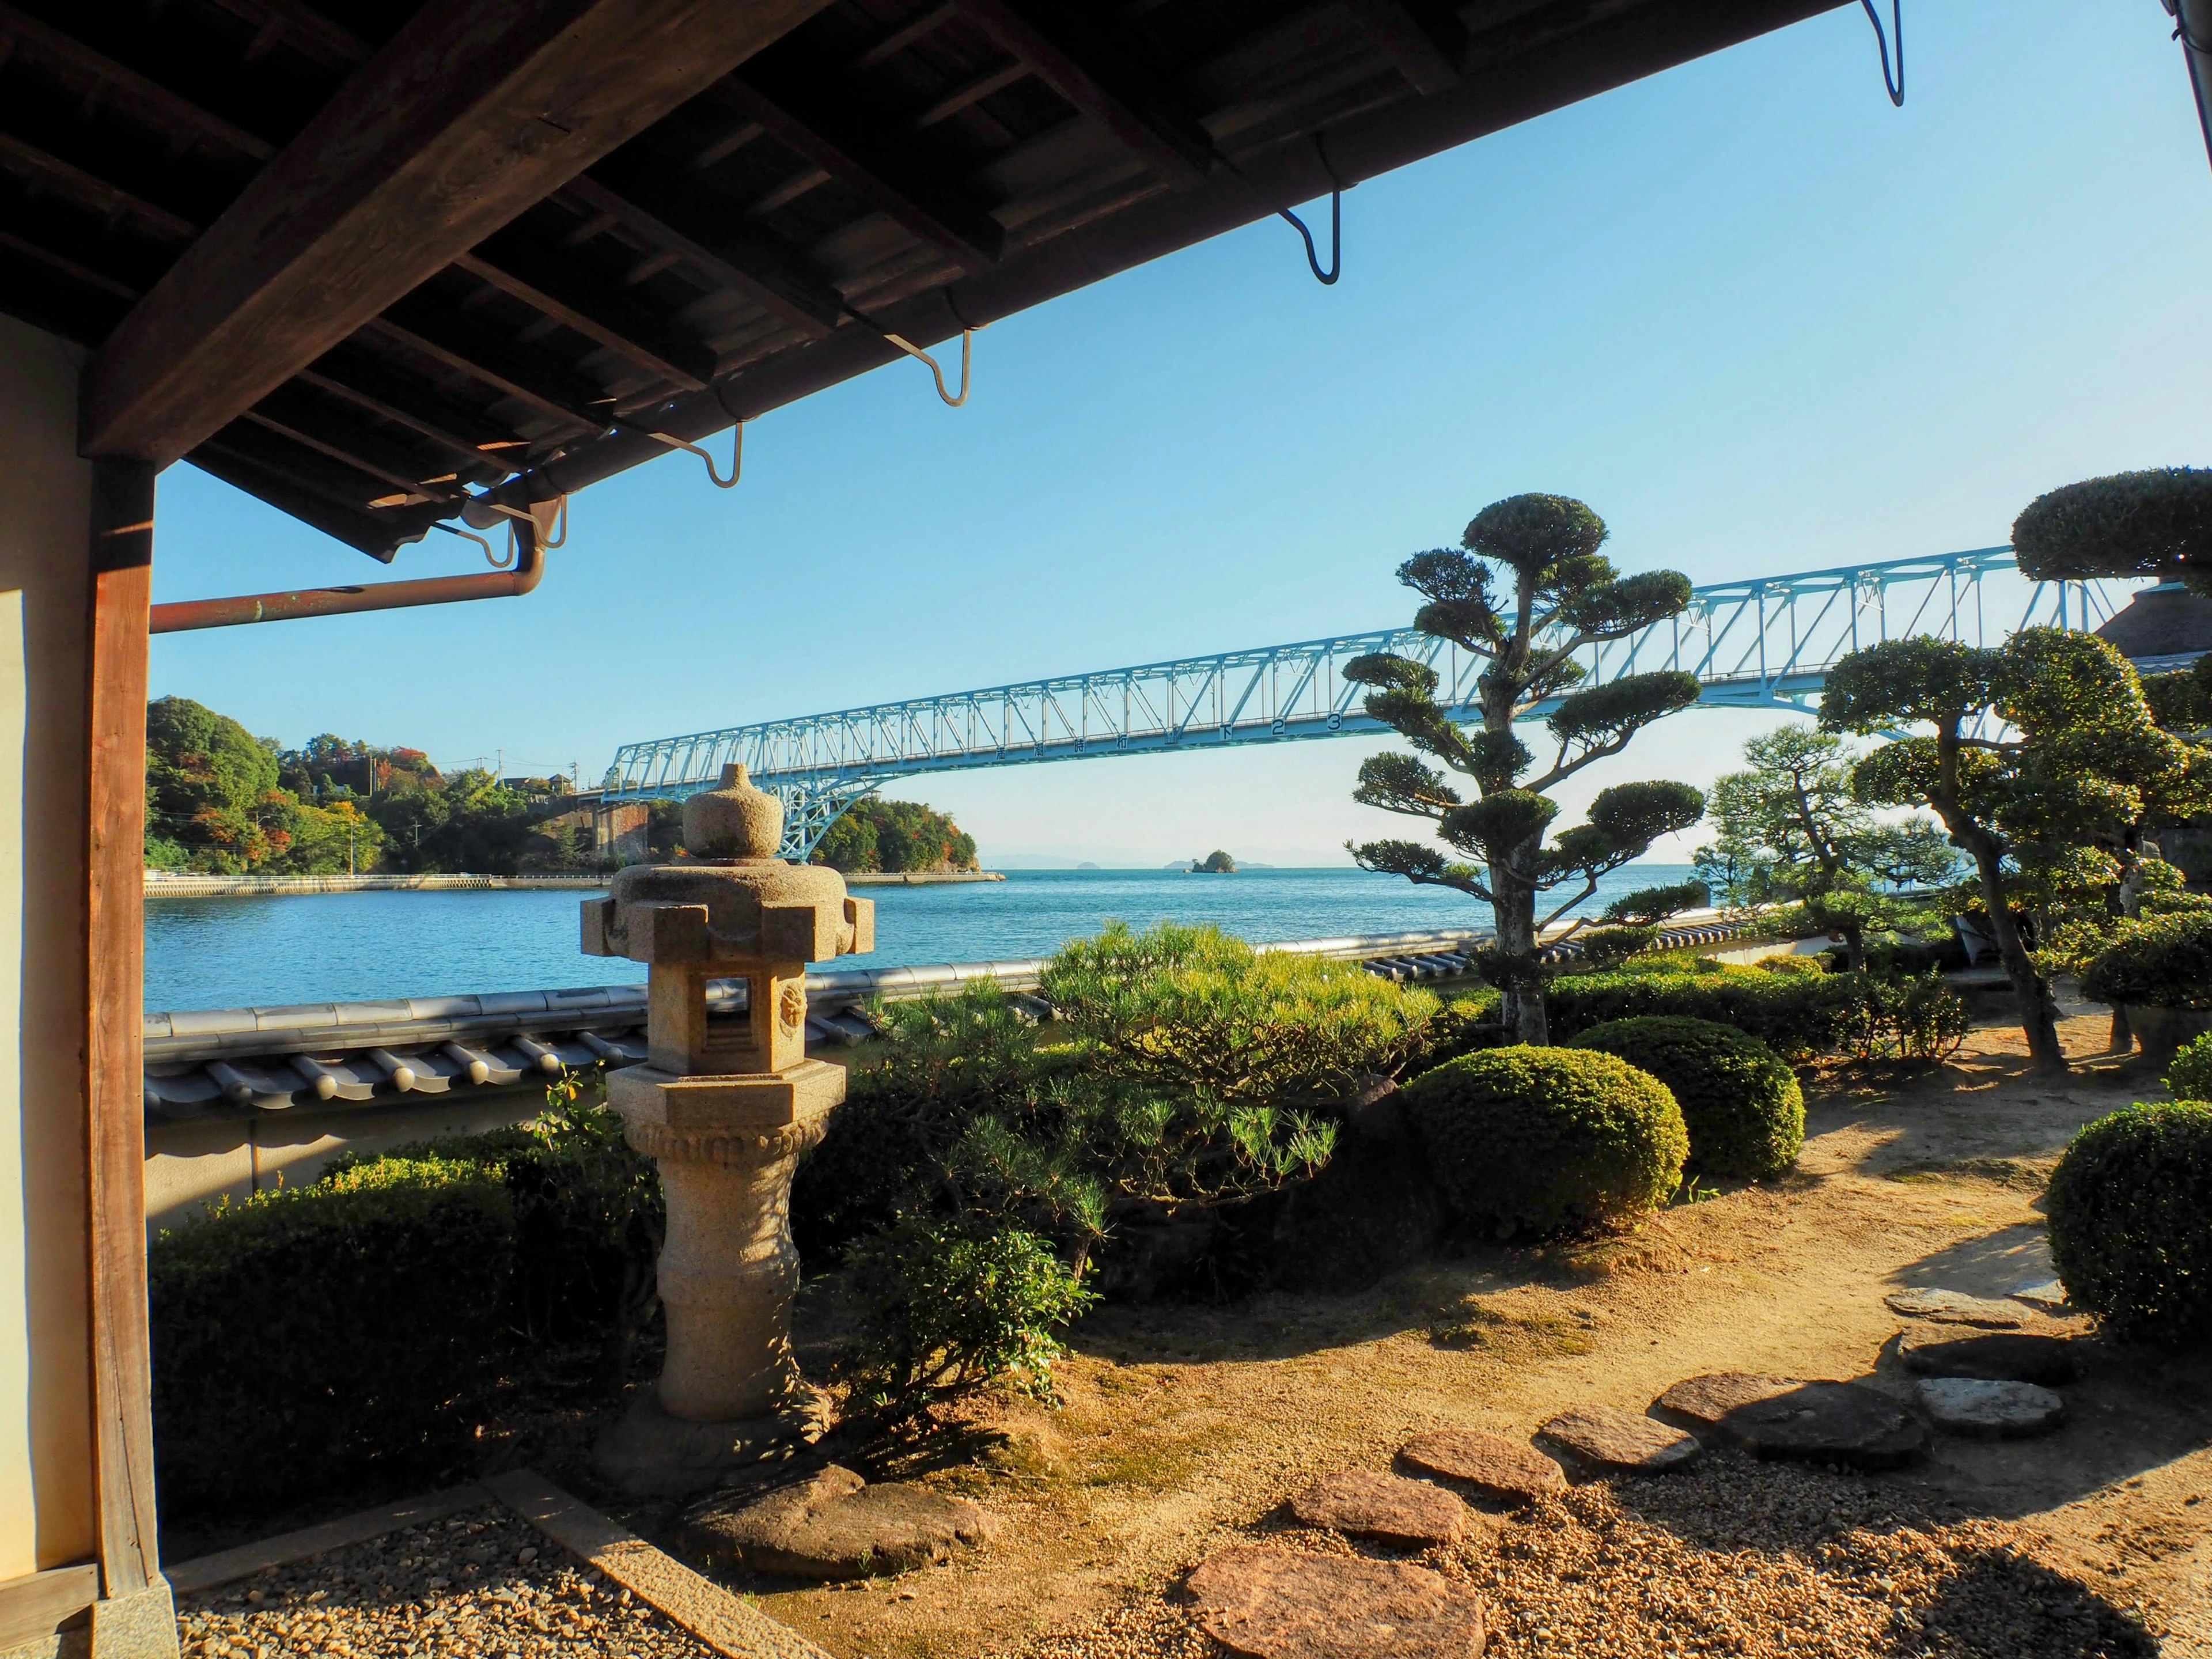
2046,1101 -> 2212,1346
2012,468 -> 2212,585
1400,1046 -> 1688,1236
2081,911 -> 2212,1010
1567,1016 -> 1804,1180
2168,1033 -> 2212,1103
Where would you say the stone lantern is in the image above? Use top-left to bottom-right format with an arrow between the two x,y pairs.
581,763 -> 873,1496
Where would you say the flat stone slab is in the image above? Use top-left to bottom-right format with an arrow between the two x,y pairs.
1396,1429 -> 1566,1506
1896,1323 -> 2078,1384
2011,1280 -> 2072,1313
1288,1468 -> 1470,1548
680,1465 -> 992,1580
1916,1378 -> 2068,1440
1535,1406 -> 1703,1475
1188,1544 -> 1490,1658
1883,1287 -> 2035,1328
1654,1373 -> 1929,1469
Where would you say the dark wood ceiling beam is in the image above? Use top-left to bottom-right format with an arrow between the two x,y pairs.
81,0 -> 828,465
297,357 -> 522,476
912,60 -> 1029,130
1340,0 -> 1465,94
0,3 -> 278,160
0,132 -> 199,241
199,421 -> 404,517
745,166 -> 830,217
456,228 -> 717,389
199,0 -> 372,69
244,385 -> 469,501
367,300 -> 615,435
0,228 -> 139,300
950,0 -> 1215,185
690,120 -> 764,170
565,170 -> 844,336
851,2 -> 957,71
721,73 -> 1005,272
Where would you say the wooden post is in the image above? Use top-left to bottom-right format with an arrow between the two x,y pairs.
82,458 -> 174,1656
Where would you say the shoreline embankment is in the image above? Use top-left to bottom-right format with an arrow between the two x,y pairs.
145,869 -> 1005,898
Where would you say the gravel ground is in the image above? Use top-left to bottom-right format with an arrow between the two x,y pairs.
175,1504 -> 717,1659
1021,1451 -> 2162,1659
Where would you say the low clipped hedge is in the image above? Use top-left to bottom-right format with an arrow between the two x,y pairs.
2081,911 -> 2212,1010
2046,1102 -> 2212,1346
150,1156 -> 514,1512
1400,1046 -> 1688,1236
1568,1016 -> 1804,1180
1546,961 -> 1843,1059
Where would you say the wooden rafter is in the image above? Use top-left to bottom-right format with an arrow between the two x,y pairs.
1339,0 -> 1466,95
721,72 -> 1006,272
950,0 -> 1215,185
565,171 -> 845,338
81,0 -> 828,465
851,2 -> 959,71
243,385 -> 470,501
0,132 -> 199,242
199,0 -> 370,69
457,226 -> 717,391
298,357 -> 525,478
0,2 -> 276,160
367,302 -> 615,435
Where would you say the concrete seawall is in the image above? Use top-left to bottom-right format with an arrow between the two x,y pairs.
146,868 -> 1006,897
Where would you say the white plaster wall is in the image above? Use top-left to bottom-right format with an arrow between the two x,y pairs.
0,313 -> 96,1575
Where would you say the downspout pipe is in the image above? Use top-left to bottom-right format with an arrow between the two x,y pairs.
2170,0 -> 2212,175
151,515 -> 543,634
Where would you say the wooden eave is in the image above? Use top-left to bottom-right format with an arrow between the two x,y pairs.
0,0 -> 1849,563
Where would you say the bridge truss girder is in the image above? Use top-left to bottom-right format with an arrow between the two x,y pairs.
607,547 -> 2131,860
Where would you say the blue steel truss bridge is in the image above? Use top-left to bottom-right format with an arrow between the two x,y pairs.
604,546 -> 2133,859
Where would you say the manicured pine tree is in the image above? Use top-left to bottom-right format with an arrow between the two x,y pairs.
1694,727 -> 1957,972
1820,628 -> 2199,1077
1346,494 -> 1706,1044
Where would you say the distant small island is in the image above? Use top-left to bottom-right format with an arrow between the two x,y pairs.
1188,849 -> 1237,873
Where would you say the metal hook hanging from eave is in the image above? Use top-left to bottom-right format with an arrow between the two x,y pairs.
1279,190 -> 1341,285
643,421 -> 744,488
1859,0 -> 1904,106
880,328 -> 975,406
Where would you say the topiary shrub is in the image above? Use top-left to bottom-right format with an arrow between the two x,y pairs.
2081,911 -> 2212,1009
2167,1033 -> 2212,1102
150,1155 -> 514,1513
1399,1046 -> 1687,1236
2046,1102 -> 2212,1345
2012,467 -> 2212,592
1567,1016 -> 1804,1179
1403,991 -> 1509,1076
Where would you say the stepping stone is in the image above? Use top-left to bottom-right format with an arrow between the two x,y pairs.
1654,1373 -> 1929,1469
1883,1287 -> 2035,1328
1396,1429 -> 1566,1506
1895,1323 -> 2078,1384
1915,1377 -> 2068,1440
1288,1468 -> 1471,1548
1188,1544 -> 1490,1659
680,1464 -> 993,1580
2011,1279 -> 2071,1313
1535,1406 -> 1703,1475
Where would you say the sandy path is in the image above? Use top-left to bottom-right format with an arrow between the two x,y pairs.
737,1013 -> 2210,1658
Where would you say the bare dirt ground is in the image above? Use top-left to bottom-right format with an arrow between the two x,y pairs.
721,1009 -> 2211,1659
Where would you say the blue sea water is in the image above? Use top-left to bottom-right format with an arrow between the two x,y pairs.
143,864 -> 1696,1014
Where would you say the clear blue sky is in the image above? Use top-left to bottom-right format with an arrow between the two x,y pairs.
149,2 -> 2212,868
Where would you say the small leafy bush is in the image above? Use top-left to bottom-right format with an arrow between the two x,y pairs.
1824,971 -> 1973,1063
1041,921 -> 1439,1105
1569,1016 -> 1804,1179
842,1216 -> 1097,1415
2082,911 -> 2212,1010
2046,1102 -> 2212,1344
1400,1046 -> 1688,1236
150,1156 -> 514,1512
1575,925 -> 1658,967
2167,1033 -> 2212,1102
